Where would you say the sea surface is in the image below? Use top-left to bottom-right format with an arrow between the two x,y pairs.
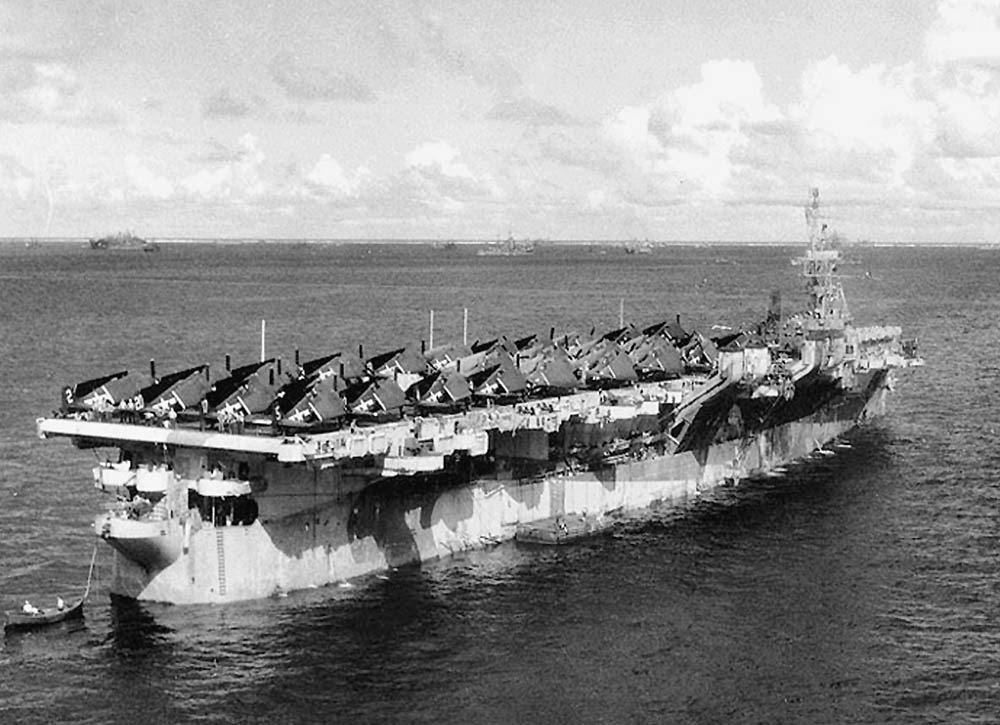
0,240 -> 994,723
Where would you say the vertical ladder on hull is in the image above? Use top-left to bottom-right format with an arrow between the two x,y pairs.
216,528 -> 227,596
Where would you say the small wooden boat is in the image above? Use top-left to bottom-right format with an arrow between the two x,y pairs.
3,546 -> 97,633
3,598 -> 84,632
515,513 -> 606,545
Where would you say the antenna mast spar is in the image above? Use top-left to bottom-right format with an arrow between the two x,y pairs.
801,188 -> 850,329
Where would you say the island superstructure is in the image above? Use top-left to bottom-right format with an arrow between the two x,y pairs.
36,190 -> 922,604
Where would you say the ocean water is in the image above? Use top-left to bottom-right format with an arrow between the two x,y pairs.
0,241 -> 993,723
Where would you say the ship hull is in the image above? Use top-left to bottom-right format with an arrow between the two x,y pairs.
105,373 -> 891,604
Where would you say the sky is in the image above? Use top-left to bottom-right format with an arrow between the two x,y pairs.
1,0 -> 999,243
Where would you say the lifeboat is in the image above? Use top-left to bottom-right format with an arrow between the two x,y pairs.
193,478 -> 252,497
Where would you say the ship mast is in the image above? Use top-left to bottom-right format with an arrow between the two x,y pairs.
801,188 -> 850,329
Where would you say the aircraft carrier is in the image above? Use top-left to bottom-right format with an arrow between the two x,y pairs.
36,190 -> 922,604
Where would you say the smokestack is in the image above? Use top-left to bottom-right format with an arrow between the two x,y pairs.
225,353 -> 231,372
149,359 -> 157,382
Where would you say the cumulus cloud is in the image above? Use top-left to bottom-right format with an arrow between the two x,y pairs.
512,2 -> 1000,219
794,59 -> 921,150
0,51 -> 124,127
669,60 -> 782,133
926,15 -> 1000,165
790,57 -> 935,186
270,52 -> 374,102
926,0 -> 1000,66
887,1 -> 1000,195
932,68 -> 1000,157
181,167 -> 230,199
125,156 -> 174,199
936,156 -> 1000,190
306,154 -> 371,196
604,105 -> 658,160
591,31 -> 1000,207
181,133 -> 266,199
406,140 -> 475,179
365,140 -> 502,215
14,0 -> 999,241
661,60 -> 783,193
0,56 -> 116,125
600,60 -> 783,195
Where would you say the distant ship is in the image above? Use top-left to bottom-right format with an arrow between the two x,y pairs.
34,189 -> 922,604
89,231 -> 159,252
624,239 -> 654,255
478,232 -> 535,256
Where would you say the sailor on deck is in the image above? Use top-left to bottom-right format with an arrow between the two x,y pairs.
56,597 -> 65,611
22,600 -> 39,614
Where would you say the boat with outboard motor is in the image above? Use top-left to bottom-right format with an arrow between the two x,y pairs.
4,547 -> 96,632
4,599 -> 85,632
